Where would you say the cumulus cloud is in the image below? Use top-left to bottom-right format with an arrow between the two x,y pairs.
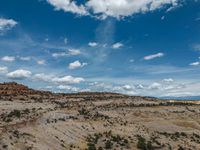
141,79 -> 188,96
33,73 -> 84,84
57,85 -> 79,92
0,18 -> 17,34
163,78 -> 174,82
46,0 -> 181,19
0,67 -> 8,74
52,75 -> 85,84
122,84 -> 132,90
112,42 -> 123,49
68,49 -> 81,55
1,56 -> 15,62
136,84 -> 145,89
148,82 -> 162,90
7,69 -> 32,80
190,61 -> 200,66
68,60 -> 87,69
88,42 -> 98,47
144,52 -> 164,60
86,0 -> 180,19
87,78 -> 198,97
47,0 -> 88,15
189,56 -> 200,66
88,82 -> 135,94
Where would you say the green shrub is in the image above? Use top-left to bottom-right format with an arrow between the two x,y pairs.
147,141 -> 154,150
105,140 -> 113,149
8,110 -> 21,118
87,142 -> 96,150
137,136 -> 147,150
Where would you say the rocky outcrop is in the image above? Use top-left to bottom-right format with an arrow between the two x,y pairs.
0,82 -> 50,96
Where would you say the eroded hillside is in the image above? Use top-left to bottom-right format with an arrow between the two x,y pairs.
0,82 -> 200,150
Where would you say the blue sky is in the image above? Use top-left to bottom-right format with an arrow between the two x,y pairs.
0,0 -> 200,97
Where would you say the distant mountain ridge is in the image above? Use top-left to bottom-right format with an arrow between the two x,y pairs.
160,96 -> 200,101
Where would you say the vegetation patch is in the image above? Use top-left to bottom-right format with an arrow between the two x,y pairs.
86,131 -> 130,150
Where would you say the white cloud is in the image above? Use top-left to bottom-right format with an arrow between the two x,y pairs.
33,73 -> 85,84
162,82 -> 200,97
52,75 -> 85,84
68,49 -> 81,55
1,56 -> 15,62
112,42 -> 123,49
144,52 -> 164,60
88,42 -> 98,47
88,82 -> 135,93
86,0 -> 180,19
68,60 -> 87,69
47,0 -> 181,19
33,73 -> 54,82
80,88 -> 91,92
190,61 -> 200,66
122,84 -> 132,90
52,52 -> 67,58
47,0 -> 88,15
52,49 -> 81,58
0,18 -> 17,34
37,60 -> 46,65
7,69 -> 32,80
148,82 -> 162,90
136,84 -> 145,89
0,67 -> 8,74
86,78 -> 200,97
57,85 -> 79,92
163,78 -> 174,82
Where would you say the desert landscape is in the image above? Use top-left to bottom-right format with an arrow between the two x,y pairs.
1,0 -> 200,150
0,82 -> 200,150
